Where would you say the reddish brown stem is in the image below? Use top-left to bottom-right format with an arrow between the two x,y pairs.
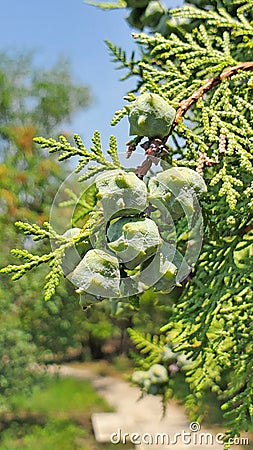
171,61 -> 253,131
135,157 -> 152,178
239,222 -> 253,236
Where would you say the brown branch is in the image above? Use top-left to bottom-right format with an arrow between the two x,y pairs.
134,62 -> 253,174
170,61 -> 253,131
134,157 -> 152,178
239,221 -> 253,236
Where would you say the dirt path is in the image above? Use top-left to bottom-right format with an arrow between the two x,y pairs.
57,365 -> 246,450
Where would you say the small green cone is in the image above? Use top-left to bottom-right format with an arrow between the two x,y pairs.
107,217 -> 161,269
95,169 -> 148,220
69,249 -> 120,298
128,93 -> 176,138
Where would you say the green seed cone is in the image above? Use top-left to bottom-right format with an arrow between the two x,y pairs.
148,364 -> 169,384
131,370 -> 147,386
126,0 -> 149,7
61,228 -> 91,276
128,93 -> 176,138
153,248 -> 190,293
148,167 -> 207,219
107,217 -> 161,269
126,8 -> 144,30
79,293 -> 101,310
140,1 -> 164,28
69,249 -> 120,297
95,169 -> 148,220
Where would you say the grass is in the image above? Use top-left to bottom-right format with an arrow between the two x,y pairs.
0,419 -> 87,450
0,376 -> 133,450
12,377 -> 112,421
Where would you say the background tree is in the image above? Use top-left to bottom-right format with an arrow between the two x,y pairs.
0,51 -> 94,409
0,51 -> 127,382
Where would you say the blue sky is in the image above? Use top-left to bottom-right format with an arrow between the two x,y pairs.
0,0 -> 183,152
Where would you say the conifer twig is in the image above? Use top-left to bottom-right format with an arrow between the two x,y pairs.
136,62 -> 253,177
170,61 -> 253,131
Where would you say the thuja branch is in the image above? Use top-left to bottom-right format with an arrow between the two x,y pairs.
135,62 -> 253,178
170,61 -> 253,131
34,131 -> 122,182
